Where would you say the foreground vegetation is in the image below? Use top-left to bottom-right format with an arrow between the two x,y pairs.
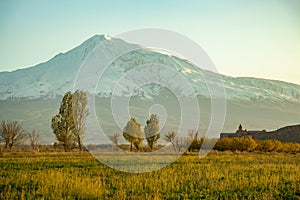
0,152 -> 299,199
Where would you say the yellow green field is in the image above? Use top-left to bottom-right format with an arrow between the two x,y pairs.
0,152 -> 299,199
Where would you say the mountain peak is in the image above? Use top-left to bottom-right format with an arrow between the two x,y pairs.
83,34 -> 109,43
51,34 -> 115,65
76,34 -> 108,51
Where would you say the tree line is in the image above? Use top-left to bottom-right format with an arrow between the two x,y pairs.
1,90 -> 300,154
108,115 -> 205,152
50,91 -> 162,152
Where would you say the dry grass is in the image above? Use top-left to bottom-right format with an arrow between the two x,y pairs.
0,152 -> 299,199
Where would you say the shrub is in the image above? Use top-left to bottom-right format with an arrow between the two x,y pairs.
214,136 -> 257,152
214,137 -> 300,153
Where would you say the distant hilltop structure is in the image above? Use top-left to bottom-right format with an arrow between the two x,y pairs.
220,124 -> 300,143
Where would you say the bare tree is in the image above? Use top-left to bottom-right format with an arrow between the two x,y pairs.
110,132 -> 120,152
72,90 -> 89,152
29,130 -> 40,150
110,132 -> 120,146
175,137 -> 186,152
164,131 -> 177,151
0,121 -> 28,149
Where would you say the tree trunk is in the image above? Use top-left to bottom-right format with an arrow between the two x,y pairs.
4,142 -> 9,149
77,135 -> 82,152
63,144 -> 68,152
135,144 -> 139,152
172,143 -> 176,152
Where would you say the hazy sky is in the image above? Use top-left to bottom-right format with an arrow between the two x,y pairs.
0,0 -> 299,84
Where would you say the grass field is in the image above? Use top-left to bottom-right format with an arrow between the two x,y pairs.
0,152 -> 299,199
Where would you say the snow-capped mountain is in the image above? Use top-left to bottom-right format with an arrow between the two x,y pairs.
1,34 -> 300,103
1,34 -> 300,142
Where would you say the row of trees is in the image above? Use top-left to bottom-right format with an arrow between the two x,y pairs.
2,89 -> 299,154
121,117 -> 210,152
0,90 -> 290,153
0,121 -> 40,150
2,114 -> 299,154
122,115 -> 160,151
51,91 -> 162,152
111,125 -> 204,152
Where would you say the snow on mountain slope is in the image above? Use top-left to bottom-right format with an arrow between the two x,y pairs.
0,34 -> 300,103
0,35 -> 137,99
223,76 -> 300,102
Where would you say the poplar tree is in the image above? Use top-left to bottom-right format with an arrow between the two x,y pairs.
144,114 -> 160,151
51,92 -> 76,151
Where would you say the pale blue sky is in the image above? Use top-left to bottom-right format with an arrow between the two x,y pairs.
0,0 -> 299,84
